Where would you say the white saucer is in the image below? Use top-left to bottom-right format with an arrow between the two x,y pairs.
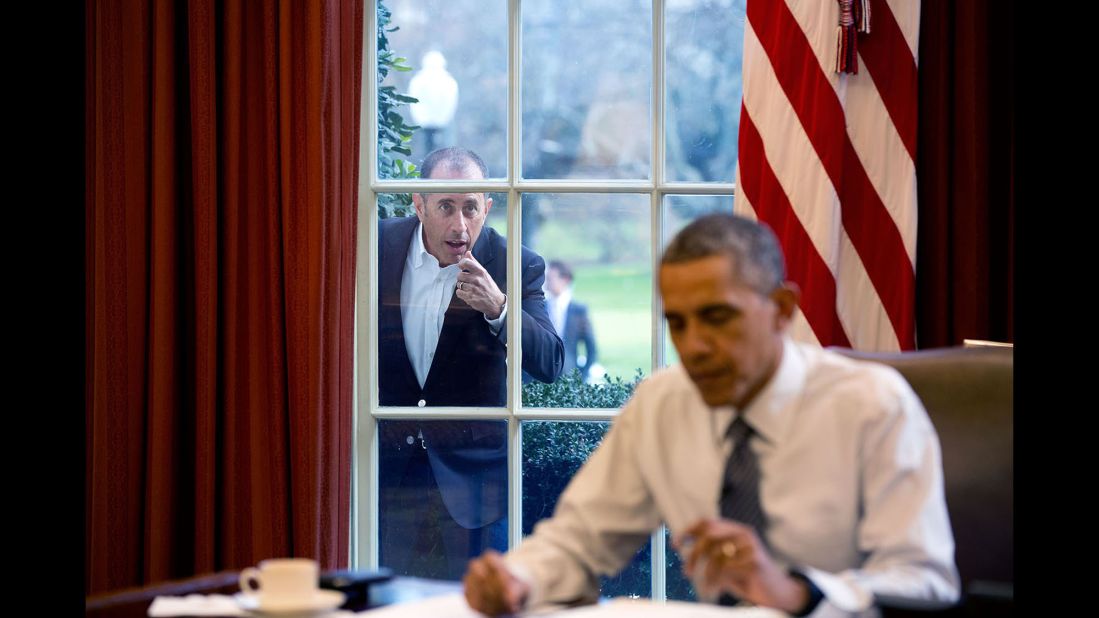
235,589 -> 346,615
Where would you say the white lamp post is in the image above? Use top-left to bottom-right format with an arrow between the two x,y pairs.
409,51 -> 459,153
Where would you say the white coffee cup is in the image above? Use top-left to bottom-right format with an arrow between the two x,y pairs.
239,558 -> 319,603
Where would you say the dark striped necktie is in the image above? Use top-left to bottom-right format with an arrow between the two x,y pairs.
717,415 -> 767,606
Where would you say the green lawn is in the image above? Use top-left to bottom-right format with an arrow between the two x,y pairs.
485,209 -> 662,380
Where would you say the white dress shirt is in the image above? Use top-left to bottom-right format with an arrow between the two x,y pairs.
547,288 -> 572,337
506,337 -> 960,617
401,222 -> 506,387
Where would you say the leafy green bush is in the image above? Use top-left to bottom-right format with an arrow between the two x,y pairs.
521,370 -> 653,598
521,418 -> 652,598
520,369 -> 643,535
376,1 -> 419,219
522,420 -> 610,524
521,369 -> 644,408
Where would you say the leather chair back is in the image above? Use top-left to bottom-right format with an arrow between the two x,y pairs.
834,346 -> 1013,597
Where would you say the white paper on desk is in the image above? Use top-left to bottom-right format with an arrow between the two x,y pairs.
148,594 -> 360,617
555,599 -> 787,617
355,594 -> 787,617
357,593 -> 482,617
148,594 -> 247,616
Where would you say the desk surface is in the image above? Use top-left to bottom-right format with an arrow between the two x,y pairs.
85,571 -> 464,618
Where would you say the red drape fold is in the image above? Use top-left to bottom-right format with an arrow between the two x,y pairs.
86,0 -> 362,595
916,0 -> 1015,347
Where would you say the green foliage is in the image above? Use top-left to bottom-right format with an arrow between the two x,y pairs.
377,1 -> 419,218
520,371 -> 651,598
519,370 -> 641,534
522,369 -> 645,409
522,421 -> 610,479
521,418 -> 651,598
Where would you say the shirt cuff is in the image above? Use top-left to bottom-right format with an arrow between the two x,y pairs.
788,569 -> 825,616
485,297 -> 508,334
798,565 -> 875,616
503,555 -> 539,610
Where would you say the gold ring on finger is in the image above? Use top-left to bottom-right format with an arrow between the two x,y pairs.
720,541 -> 737,558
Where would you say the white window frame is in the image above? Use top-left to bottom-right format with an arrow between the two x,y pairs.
353,0 -> 737,600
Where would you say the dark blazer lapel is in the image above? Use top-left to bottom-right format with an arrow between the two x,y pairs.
472,225 -> 498,270
379,217 -> 421,394
424,290 -> 476,386
568,302 -> 587,342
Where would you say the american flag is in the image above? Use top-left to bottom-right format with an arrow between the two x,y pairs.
734,0 -> 919,351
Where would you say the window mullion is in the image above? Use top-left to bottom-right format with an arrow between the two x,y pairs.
513,179 -> 654,193
354,0 -> 382,572
357,190 -> 381,570
508,186 -> 523,552
515,408 -> 621,421
507,0 -> 524,552
657,182 -> 737,194
650,0 -> 668,602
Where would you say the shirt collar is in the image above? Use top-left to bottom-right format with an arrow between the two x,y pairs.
407,221 -> 447,271
554,287 -> 573,308
734,336 -> 807,446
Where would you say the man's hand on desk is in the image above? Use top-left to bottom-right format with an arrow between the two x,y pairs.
463,550 -> 530,616
457,251 -> 506,320
676,519 -> 810,615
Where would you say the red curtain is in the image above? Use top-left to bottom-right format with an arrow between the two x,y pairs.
86,0 -> 362,594
916,0 -> 1015,348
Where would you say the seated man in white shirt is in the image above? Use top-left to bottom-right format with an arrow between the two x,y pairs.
462,213 -> 960,616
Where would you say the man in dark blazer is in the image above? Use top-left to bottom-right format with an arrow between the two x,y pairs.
377,148 -> 564,580
545,260 -> 598,382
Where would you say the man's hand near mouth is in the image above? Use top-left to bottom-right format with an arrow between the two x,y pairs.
457,250 -> 507,320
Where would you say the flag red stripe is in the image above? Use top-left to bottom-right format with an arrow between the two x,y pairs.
746,0 -> 915,349
737,106 -> 852,348
839,139 -> 915,348
857,0 -> 919,160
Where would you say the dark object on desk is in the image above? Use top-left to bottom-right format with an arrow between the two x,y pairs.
369,576 -> 464,608
877,585 -> 1013,618
836,346 -> 1013,617
320,568 -> 394,611
85,571 -> 241,618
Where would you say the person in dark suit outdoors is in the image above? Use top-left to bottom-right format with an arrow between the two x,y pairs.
377,147 -> 564,580
544,260 -> 598,382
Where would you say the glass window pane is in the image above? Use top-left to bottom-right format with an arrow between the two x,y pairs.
665,0 -> 747,182
379,419 -> 509,580
522,421 -> 651,598
522,1 -> 652,180
663,194 -> 733,247
485,192 -> 508,237
662,194 -> 733,367
377,192 -> 521,408
377,0 -> 508,181
521,194 -> 651,407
